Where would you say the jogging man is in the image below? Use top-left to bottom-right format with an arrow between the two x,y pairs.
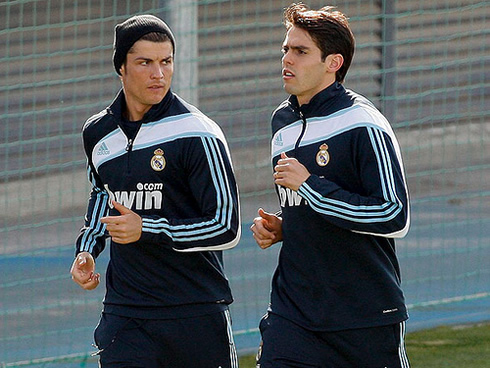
251,4 -> 410,367
70,14 -> 240,368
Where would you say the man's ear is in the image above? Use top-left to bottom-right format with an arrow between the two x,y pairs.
326,53 -> 344,73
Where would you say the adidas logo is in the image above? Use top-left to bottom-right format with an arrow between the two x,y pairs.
97,142 -> 110,155
274,133 -> 283,146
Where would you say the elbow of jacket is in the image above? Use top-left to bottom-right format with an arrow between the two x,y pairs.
221,224 -> 241,249
173,224 -> 241,253
388,210 -> 410,238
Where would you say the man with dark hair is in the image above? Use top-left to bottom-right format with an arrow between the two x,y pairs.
70,14 -> 240,368
251,4 -> 410,367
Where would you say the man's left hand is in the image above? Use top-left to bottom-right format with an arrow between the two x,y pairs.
273,152 -> 310,191
101,201 -> 142,244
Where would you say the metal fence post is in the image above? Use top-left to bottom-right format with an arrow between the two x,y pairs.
380,0 -> 397,123
162,0 -> 199,106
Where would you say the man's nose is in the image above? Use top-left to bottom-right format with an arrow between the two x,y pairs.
151,64 -> 164,78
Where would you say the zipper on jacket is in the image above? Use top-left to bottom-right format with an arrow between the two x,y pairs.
125,138 -> 133,174
126,138 -> 133,152
294,110 -> 308,156
119,119 -> 143,175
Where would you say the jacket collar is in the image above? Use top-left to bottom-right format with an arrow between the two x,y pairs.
107,89 -> 175,123
288,81 -> 346,117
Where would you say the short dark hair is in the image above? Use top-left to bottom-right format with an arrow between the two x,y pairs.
284,3 -> 355,83
127,31 -> 174,54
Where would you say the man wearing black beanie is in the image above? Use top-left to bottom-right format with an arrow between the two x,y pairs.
113,14 -> 176,75
71,14 -> 240,368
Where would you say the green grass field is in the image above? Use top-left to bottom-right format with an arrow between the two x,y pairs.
238,322 -> 490,368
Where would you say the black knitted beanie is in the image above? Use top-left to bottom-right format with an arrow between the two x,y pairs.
113,14 -> 176,75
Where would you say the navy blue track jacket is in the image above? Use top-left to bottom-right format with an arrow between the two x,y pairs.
269,82 -> 410,331
75,90 -> 241,319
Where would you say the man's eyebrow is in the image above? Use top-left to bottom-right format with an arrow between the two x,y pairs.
134,55 -> 173,61
134,56 -> 153,62
282,45 -> 310,51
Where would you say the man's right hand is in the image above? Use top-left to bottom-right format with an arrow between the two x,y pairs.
70,252 -> 100,290
250,208 -> 283,249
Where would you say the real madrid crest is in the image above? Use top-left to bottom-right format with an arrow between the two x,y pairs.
316,143 -> 330,166
150,148 -> 166,171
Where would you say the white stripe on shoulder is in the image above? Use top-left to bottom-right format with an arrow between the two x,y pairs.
134,112 -> 228,152
91,112 -> 229,171
271,102 -> 400,159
